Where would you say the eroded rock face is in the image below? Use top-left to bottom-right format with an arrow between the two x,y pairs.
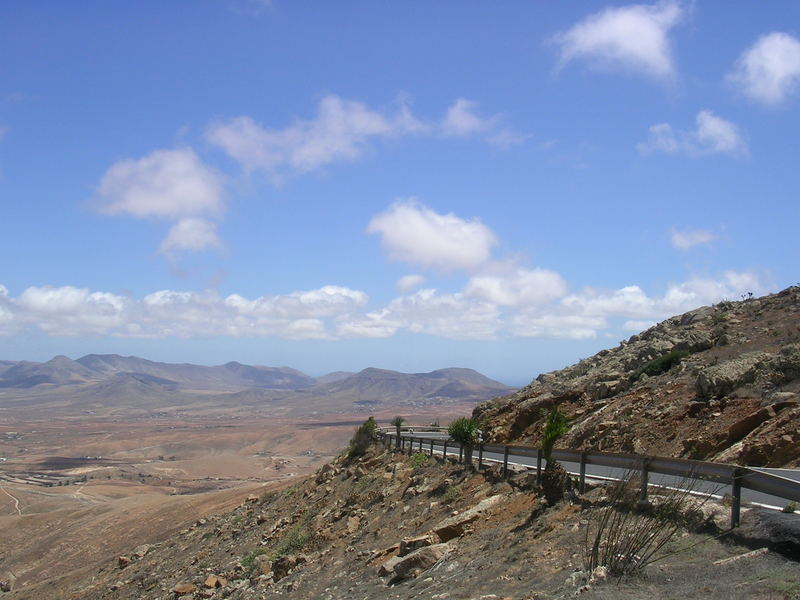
386,543 -> 451,581
431,494 -> 503,542
696,352 -> 768,398
473,286 -> 800,467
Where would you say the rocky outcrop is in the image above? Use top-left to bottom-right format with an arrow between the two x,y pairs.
474,286 -> 800,467
431,494 -> 503,542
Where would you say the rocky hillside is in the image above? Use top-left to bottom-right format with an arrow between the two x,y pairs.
475,286 -> 800,467
5,443 -> 798,600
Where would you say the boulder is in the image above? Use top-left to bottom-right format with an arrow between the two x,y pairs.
377,555 -> 404,577
431,495 -> 503,542
204,574 -> 227,588
172,583 -> 197,596
117,556 -> 130,569
399,533 -> 440,556
387,543 -> 451,580
728,407 -> 776,442
271,554 -> 307,582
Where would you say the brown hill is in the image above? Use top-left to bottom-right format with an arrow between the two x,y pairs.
475,286 -> 800,467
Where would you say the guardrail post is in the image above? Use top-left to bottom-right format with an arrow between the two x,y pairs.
637,459 -> 651,509
579,452 -> 587,494
418,438 -> 423,453
536,448 -> 542,483
731,468 -> 743,528
502,446 -> 509,477
443,440 -> 448,461
408,437 -> 413,456
478,443 -> 484,470
429,439 -> 434,457
459,445 -> 463,463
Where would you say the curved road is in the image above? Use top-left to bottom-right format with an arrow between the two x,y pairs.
398,431 -> 800,511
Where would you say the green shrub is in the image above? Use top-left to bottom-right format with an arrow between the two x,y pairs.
240,548 -> 268,577
447,417 -> 480,447
443,484 -> 460,504
411,451 -> 429,468
783,501 -> 797,514
347,416 -> 378,458
631,350 -> 691,382
541,407 -> 571,463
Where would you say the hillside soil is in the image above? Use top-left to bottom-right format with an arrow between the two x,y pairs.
5,443 -> 798,599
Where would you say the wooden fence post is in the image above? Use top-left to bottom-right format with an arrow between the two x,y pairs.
579,452 -> 587,494
536,448 -> 542,483
731,468 -> 743,528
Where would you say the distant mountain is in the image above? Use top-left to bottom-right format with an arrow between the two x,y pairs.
74,354 -> 315,390
286,367 -> 515,412
0,355 -> 97,388
314,371 -> 356,385
0,354 -> 515,417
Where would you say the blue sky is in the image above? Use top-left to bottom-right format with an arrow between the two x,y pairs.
1,1 -> 798,385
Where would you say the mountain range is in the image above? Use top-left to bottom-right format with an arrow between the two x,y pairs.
0,354 -> 514,417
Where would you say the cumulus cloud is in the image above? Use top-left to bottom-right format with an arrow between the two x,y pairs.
1,284 -> 368,340
95,148 -> 226,256
638,110 -> 748,157
670,227 -> 718,250
554,1 -> 683,81
396,274 -> 426,293
159,218 -> 223,254
509,313 -> 607,340
207,95 -> 424,178
96,148 -> 224,219
465,267 -> 568,307
336,289 -> 501,340
561,271 -> 765,321
367,199 -> 497,272
728,32 -> 800,106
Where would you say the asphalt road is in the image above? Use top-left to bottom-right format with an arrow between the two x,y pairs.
395,432 -> 799,511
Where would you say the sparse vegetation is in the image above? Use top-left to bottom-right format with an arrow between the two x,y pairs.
240,548 -> 269,577
390,415 -> 405,449
540,407 -> 572,504
447,416 -> 481,467
783,501 -> 797,514
411,451 -> 429,468
347,416 -> 378,458
442,484 -> 460,504
630,349 -> 691,381
583,471 -> 717,578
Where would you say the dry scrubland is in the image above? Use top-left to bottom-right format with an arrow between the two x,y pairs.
6,443 -> 798,600
0,407 -> 472,594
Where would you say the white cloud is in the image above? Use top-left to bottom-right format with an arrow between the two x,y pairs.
623,319 -> 657,332
1,284 -> 368,340
465,267 -> 568,307
396,274 -> 426,293
442,98 -> 497,136
554,1 -> 683,81
670,227 -> 718,250
441,99 -> 525,147
367,199 -> 497,272
96,148 -> 224,219
509,313 -> 606,340
638,110 -> 748,157
561,271 -> 766,321
159,218 -> 223,254
207,95 -> 424,178
336,289 -> 501,340
728,32 -> 800,106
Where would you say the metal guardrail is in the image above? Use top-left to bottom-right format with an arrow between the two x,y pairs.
377,428 -> 800,528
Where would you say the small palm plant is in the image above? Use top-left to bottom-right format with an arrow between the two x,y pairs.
447,417 -> 481,468
540,407 -> 572,504
390,416 -> 405,449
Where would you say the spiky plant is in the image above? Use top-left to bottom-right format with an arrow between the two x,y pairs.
447,417 -> 481,468
390,416 -> 405,449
